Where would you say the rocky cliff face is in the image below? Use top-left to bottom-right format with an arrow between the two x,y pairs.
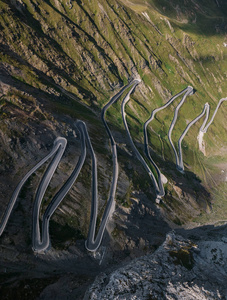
1,0 -> 226,240
85,232 -> 227,300
0,0 -> 226,299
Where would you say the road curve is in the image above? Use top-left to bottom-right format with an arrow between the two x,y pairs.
1,82 -> 225,252
177,103 -> 210,172
0,137 -> 67,238
143,87 -> 192,197
32,125 -> 86,252
82,119 -> 118,252
168,86 -> 194,170
1,132 -> 88,253
85,81 -> 139,252
178,97 -> 226,172
200,97 -> 227,133
121,79 -> 166,199
0,80 -> 144,253
101,80 -> 139,144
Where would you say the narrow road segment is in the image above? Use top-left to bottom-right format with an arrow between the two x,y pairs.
0,137 -> 67,239
168,86 -> 194,171
86,80 -> 139,251
143,87 -> 193,196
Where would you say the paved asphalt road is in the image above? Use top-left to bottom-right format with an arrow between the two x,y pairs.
33,124 -> 86,252
0,82 -> 225,252
178,97 -> 226,172
168,86 -> 194,171
177,103 -> 209,172
0,80 -> 142,253
143,87 -> 193,197
86,79 -> 141,251
0,137 -> 67,244
120,80 -> 165,200
200,97 -> 227,133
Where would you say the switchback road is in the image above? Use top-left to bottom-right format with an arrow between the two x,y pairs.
86,80 -> 139,251
168,86 -> 194,171
121,79 -> 166,200
0,137 -> 67,246
143,87 -> 193,195
200,97 -> 227,133
1,82 -> 226,252
178,97 -> 226,171
177,103 -> 209,172
33,126 -> 86,252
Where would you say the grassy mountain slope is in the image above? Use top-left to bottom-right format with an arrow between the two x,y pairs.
0,0 -> 226,233
0,1 -> 227,296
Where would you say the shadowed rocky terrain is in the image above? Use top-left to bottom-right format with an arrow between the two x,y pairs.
0,0 -> 226,299
85,231 -> 227,300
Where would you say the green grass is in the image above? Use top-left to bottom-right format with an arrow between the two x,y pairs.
0,0 -> 226,227
193,182 -> 227,225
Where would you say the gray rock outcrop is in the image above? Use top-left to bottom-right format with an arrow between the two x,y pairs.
85,233 -> 227,300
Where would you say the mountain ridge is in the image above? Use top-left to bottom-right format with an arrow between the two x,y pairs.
0,0 -> 226,298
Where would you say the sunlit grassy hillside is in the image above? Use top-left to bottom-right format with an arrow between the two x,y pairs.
0,0 -> 226,227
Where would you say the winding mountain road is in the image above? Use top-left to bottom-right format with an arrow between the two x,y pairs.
0,137 -> 67,241
177,103 -> 210,172
168,86 -> 194,172
121,79 -> 166,199
143,86 -> 193,195
200,97 -> 227,133
33,125 -> 87,252
82,118 -> 117,252
0,80 -> 143,253
178,97 -> 226,171
86,80 -> 139,252
1,80 -> 226,252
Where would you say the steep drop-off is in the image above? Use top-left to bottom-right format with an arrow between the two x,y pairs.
0,0 -> 226,298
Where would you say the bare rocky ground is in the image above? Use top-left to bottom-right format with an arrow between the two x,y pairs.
1,194 -> 227,300
0,188 -> 172,300
0,86 -> 226,299
0,63 -> 226,300
84,232 -> 227,300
